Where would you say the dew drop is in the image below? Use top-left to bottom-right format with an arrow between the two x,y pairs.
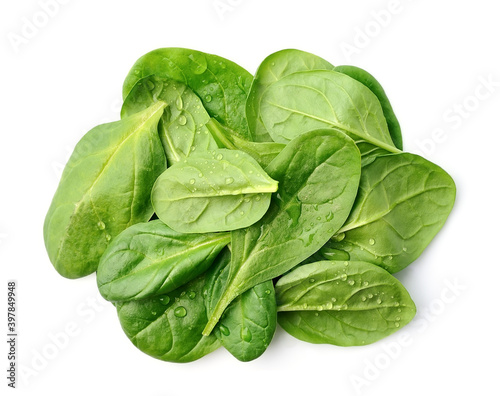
188,291 -> 196,299
368,293 -> 373,299
240,327 -> 252,342
344,261 -> 349,266
395,322 -> 400,328
326,212 -> 334,221
361,296 -> 367,301
216,153 -> 223,160
243,198 -> 250,203
369,238 -> 375,245
151,311 -> 157,316
225,177 -> 234,185
377,298 -> 382,304
205,94 -> 212,102
331,297 -> 337,302
175,96 -> 183,110
159,296 -> 170,305
219,324 -> 230,336
198,173 -> 203,178
189,179 -> 196,184
97,221 -> 106,230
396,316 -> 401,321
340,274 -> 347,281
314,312 -> 319,316
362,281 -> 369,287
180,291 -> 186,297
348,279 -> 355,286
105,234 -> 111,241
178,115 -> 187,125
394,302 -> 400,307
403,247 -> 408,252
309,278 -> 315,283
255,195 -> 261,201
174,306 -> 187,318
265,289 -> 271,295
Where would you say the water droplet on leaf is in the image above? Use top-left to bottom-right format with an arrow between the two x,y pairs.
174,306 -> 187,318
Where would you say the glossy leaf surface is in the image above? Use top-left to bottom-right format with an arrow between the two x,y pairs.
122,75 -> 218,165
259,70 -> 398,153
117,275 -> 220,363
203,129 -> 361,335
276,261 -> 416,346
204,249 -> 277,362
152,148 -> 278,233
44,102 -> 167,278
97,220 -> 230,302
330,153 -> 456,273
246,49 -> 334,141
122,48 -> 252,139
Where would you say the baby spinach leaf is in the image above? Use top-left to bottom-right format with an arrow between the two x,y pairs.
122,48 -> 252,139
203,129 -> 361,335
206,118 -> 285,168
259,70 -> 399,153
246,49 -> 335,142
334,65 -> 403,150
151,148 -> 279,233
121,75 -> 218,165
331,153 -> 456,273
116,274 -> 220,363
44,102 -> 167,279
204,249 -> 277,362
276,261 -> 416,346
97,220 -> 230,302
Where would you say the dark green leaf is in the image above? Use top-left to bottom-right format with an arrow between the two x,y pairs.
203,129 -> 361,335
276,260 -> 416,346
97,220 -> 230,302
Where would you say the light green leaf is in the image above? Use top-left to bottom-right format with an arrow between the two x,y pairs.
44,102 -> 167,279
152,148 -> 278,233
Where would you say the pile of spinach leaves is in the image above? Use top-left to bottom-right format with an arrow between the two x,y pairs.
44,48 -> 456,362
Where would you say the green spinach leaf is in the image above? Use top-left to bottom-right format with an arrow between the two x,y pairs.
44,102 -> 167,279
330,153 -> 456,273
97,220 -> 230,302
259,70 -> 398,153
246,49 -> 335,142
122,48 -> 252,139
116,274 -> 220,363
203,129 -> 361,335
334,65 -> 403,150
121,75 -> 218,165
204,249 -> 277,362
276,260 -> 416,346
151,148 -> 279,233
206,118 -> 285,168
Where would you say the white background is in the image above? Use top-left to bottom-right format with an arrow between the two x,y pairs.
1,0 -> 498,395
